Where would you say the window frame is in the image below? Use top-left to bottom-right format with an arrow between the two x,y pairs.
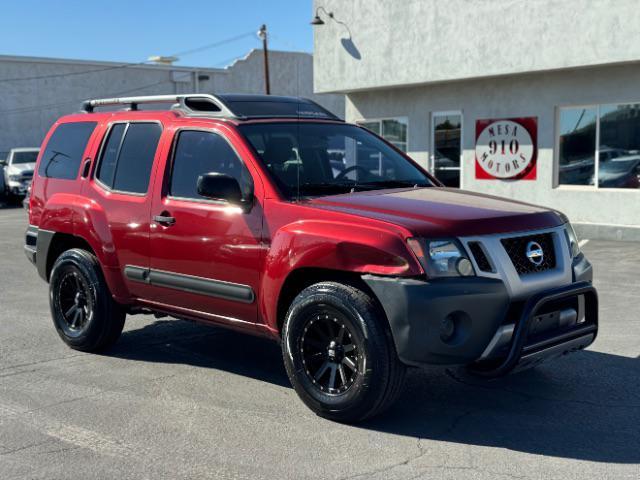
431,110 -> 464,188
555,102 -> 640,192
93,120 -> 163,197
355,116 -> 409,152
165,127 -> 254,206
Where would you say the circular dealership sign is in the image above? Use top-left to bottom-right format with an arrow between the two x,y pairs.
475,119 -> 536,179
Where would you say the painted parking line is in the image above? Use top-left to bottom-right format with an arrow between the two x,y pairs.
578,239 -> 590,247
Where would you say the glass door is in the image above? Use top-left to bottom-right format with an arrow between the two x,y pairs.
431,112 -> 462,187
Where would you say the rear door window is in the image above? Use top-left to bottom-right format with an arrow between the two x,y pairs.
96,123 -> 126,188
38,122 -> 97,179
96,122 -> 162,194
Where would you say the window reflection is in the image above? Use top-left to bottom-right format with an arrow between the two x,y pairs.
357,118 -> 408,152
558,107 -> 596,185
433,114 -> 461,188
598,104 -> 640,189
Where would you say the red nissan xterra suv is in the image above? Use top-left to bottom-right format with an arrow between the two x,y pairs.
25,94 -> 598,422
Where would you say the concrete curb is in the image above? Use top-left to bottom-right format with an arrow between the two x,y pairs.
573,222 -> 640,242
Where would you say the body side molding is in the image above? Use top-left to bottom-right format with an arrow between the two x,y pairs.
124,265 -> 255,304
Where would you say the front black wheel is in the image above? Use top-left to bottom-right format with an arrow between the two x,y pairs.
282,282 -> 406,423
49,249 -> 125,352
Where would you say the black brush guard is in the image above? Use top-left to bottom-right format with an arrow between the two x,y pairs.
470,281 -> 598,377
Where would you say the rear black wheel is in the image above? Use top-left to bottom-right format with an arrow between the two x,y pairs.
282,282 -> 406,423
49,249 -> 125,352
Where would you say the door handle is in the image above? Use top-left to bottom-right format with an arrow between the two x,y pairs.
154,213 -> 176,226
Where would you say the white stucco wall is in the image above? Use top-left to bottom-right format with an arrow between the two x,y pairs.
345,63 -> 640,232
314,0 -> 640,93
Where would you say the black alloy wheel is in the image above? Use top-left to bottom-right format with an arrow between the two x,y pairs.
56,269 -> 94,336
300,311 -> 360,395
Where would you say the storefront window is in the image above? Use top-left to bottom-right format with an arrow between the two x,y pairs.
558,107 -> 597,185
558,104 -> 640,189
432,112 -> 462,188
357,118 -> 408,152
598,104 -> 640,189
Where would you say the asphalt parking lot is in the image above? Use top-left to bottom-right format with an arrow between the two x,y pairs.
0,204 -> 638,480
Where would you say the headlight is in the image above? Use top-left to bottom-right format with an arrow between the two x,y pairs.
407,238 -> 475,278
8,174 -> 21,182
565,222 -> 580,258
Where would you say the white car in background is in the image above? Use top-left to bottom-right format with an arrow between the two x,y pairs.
1,147 -> 39,202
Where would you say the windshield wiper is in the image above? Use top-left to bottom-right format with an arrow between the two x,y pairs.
296,180 -> 431,198
297,182 -> 355,196
352,180 -> 430,191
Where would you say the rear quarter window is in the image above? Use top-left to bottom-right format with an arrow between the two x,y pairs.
38,122 -> 97,179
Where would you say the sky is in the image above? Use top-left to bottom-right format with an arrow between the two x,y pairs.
1,0 -> 314,68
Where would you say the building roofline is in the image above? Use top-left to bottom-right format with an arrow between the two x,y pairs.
0,49 -> 312,73
315,58 -> 640,95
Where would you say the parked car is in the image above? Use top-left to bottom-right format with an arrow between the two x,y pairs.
1,147 -> 39,202
0,158 -> 5,201
24,94 -> 598,422
598,154 -> 640,188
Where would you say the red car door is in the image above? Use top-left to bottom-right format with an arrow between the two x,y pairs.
80,119 -> 164,301
142,123 -> 265,327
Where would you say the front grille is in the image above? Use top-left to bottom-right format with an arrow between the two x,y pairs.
501,232 -> 556,275
21,170 -> 34,179
468,241 -> 493,272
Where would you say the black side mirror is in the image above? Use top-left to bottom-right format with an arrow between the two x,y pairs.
197,172 -> 252,210
0,159 -> 6,167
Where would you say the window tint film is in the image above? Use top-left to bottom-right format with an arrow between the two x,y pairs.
96,123 -> 126,188
111,123 -> 162,193
598,103 -> 640,189
170,130 -> 250,200
558,107 -> 597,185
239,122 -> 432,199
38,122 -> 97,179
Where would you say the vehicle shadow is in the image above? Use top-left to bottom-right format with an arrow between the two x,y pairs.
363,350 -> 640,464
110,318 -> 290,388
0,200 -> 23,209
109,319 -> 639,464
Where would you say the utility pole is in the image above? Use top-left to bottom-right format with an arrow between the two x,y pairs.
258,24 -> 270,95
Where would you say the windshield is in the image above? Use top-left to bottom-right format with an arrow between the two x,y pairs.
239,122 -> 434,198
12,151 -> 39,164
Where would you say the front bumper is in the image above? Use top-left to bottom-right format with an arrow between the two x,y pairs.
362,257 -> 598,374
7,180 -> 31,196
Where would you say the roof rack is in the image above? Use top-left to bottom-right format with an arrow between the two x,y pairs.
80,94 -> 238,118
80,93 -> 343,121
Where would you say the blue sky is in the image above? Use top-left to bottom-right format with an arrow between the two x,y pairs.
1,0 -> 314,67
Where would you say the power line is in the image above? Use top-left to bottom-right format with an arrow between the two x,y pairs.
170,31 -> 255,58
0,30 -> 255,84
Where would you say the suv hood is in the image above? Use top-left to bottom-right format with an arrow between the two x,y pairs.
7,163 -> 36,176
308,187 -> 564,237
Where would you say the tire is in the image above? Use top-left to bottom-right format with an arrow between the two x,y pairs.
49,248 -> 126,352
282,281 -> 406,423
